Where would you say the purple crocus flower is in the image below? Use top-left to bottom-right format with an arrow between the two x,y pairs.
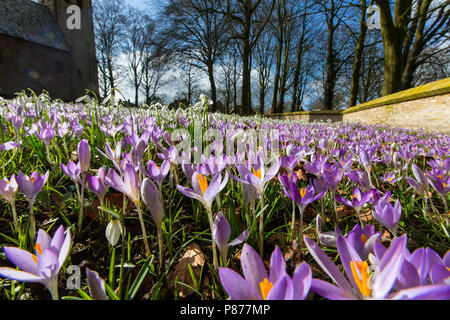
344,224 -> 381,260
140,159 -> 171,189
346,169 -> 371,191
213,212 -> 248,266
0,174 -> 20,232
35,125 -> 55,147
0,174 -> 18,205
105,163 -> 151,257
96,141 -> 122,173
406,164 -> 430,197
105,164 -> 140,207
83,167 -> 109,205
86,268 -> 108,300
393,247 -> 450,291
177,171 -> 228,213
0,141 -> 20,151
177,171 -> 229,270
305,234 -> 449,299
140,178 -> 163,228
304,153 -> 329,178
380,172 -> 402,186
60,161 -> 81,182
335,187 -> 373,226
231,152 -> 280,196
372,199 -> 402,236
219,244 -> 312,300
279,172 -> 325,247
305,234 -> 405,299
0,225 -> 72,299
78,139 -> 91,174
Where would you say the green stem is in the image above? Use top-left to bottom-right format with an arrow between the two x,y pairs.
290,200 -> 296,243
136,204 -> 151,257
10,202 -> 19,234
29,200 -> 36,241
118,216 -> 126,299
157,225 -> 164,272
258,191 -> 265,257
206,206 -> 219,271
297,205 -> 305,257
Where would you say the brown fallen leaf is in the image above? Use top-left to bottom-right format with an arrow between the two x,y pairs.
167,243 -> 206,298
86,193 -> 132,221
336,205 -> 354,220
360,208 -> 374,223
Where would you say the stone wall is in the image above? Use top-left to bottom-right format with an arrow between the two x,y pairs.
342,93 -> 450,134
267,78 -> 450,135
0,34 -> 73,100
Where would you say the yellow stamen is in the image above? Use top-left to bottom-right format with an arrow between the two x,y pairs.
197,174 -> 208,195
35,243 -> 43,255
300,188 -> 306,198
350,261 -> 371,297
253,168 -> 262,180
259,278 -> 273,300
361,234 -> 367,244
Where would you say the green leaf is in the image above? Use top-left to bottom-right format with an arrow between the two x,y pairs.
126,255 -> 154,300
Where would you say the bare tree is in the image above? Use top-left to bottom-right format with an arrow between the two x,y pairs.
122,7 -> 153,107
163,0 -> 229,112
93,0 -> 126,99
217,0 -> 276,115
374,0 -> 449,95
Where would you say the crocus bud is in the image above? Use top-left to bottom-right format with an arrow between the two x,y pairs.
78,139 -> 91,174
105,219 -> 123,246
213,212 -> 231,261
86,268 -> 108,300
140,178 -> 163,228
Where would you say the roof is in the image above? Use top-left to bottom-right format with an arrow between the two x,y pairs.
0,0 -> 69,52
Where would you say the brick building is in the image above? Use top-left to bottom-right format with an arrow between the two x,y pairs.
0,0 -> 98,100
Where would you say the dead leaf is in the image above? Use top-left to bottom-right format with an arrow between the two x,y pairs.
336,205 -> 354,220
86,193 -> 132,221
360,208 -> 374,223
167,243 -> 206,298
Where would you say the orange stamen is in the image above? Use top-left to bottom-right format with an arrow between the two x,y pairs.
300,188 -> 306,198
259,278 -> 273,300
361,234 -> 367,244
35,243 -> 43,255
253,168 -> 262,180
350,261 -> 371,297
197,174 -> 208,195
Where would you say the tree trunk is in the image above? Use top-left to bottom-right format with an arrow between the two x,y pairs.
349,0 -> 367,108
323,24 -> 336,110
207,64 -> 218,112
375,0 -> 412,96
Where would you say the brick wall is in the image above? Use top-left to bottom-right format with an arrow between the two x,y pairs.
342,93 -> 450,134
266,78 -> 450,135
0,34 -> 73,100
